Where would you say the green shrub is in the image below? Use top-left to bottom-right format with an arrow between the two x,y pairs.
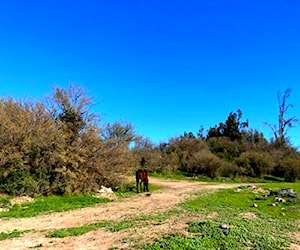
208,137 -> 245,161
235,152 -> 271,178
277,158 -> 300,182
178,150 -> 222,178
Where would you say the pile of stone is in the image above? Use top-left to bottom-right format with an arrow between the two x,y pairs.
94,185 -> 116,200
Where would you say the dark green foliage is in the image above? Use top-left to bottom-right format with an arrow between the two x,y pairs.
270,148 -> 300,182
208,137 -> 245,160
235,152 -> 272,178
207,109 -> 248,141
277,158 -> 300,182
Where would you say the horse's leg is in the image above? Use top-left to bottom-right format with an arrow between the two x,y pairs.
136,179 -> 139,193
136,171 -> 139,193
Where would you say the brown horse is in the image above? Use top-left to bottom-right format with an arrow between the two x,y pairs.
136,169 -> 149,193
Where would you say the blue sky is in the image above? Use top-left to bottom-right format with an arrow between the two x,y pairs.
0,1 -> 300,146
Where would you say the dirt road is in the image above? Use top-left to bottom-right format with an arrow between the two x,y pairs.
0,178 -> 247,250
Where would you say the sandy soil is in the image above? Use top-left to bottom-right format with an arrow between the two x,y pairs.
0,178 -> 295,249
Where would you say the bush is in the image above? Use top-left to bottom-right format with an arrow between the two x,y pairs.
208,137 -> 245,161
0,87 -> 132,195
235,152 -> 272,178
275,157 -> 300,182
178,149 -> 233,178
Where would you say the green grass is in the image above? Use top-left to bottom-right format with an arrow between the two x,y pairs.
144,217 -> 294,250
150,170 -> 190,180
114,182 -> 162,198
0,229 -> 23,241
0,180 -> 162,219
47,219 -> 136,238
144,182 -> 300,250
138,208 -> 182,222
0,195 -> 110,218
182,184 -> 300,220
260,182 -> 300,193
144,233 -> 206,250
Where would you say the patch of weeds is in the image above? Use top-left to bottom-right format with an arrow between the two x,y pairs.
143,233 -> 205,250
114,182 -> 162,198
261,182 -> 300,193
0,195 -> 110,218
147,183 -> 162,192
47,219 -> 136,238
0,229 -> 23,241
182,188 -> 252,215
47,207 -> 181,239
182,185 -> 300,220
0,196 -> 12,210
144,215 -> 296,250
47,223 -> 104,238
187,217 -> 293,250
114,182 -> 137,198
105,220 -> 136,232
139,208 -> 183,223
166,184 -> 300,250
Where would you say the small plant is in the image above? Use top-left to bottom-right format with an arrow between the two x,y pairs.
29,243 -> 43,248
47,220 -> 136,238
0,230 -> 23,241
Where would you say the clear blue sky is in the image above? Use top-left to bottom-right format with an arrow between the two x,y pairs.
0,1 -> 300,146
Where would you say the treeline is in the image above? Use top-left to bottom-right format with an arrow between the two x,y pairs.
142,111 -> 300,183
0,86 -> 299,196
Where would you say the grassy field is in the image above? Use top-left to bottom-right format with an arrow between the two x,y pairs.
144,182 -> 300,250
43,181 -> 299,249
0,178 -> 298,249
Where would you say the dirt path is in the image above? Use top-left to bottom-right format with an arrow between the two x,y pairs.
0,178 -> 247,250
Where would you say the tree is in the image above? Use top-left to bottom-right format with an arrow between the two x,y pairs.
207,109 -> 248,141
47,85 -> 97,144
197,125 -> 206,140
264,88 -> 298,147
101,121 -> 136,147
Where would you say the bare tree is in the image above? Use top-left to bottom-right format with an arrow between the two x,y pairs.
101,121 -> 137,147
265,88 -> 298,147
